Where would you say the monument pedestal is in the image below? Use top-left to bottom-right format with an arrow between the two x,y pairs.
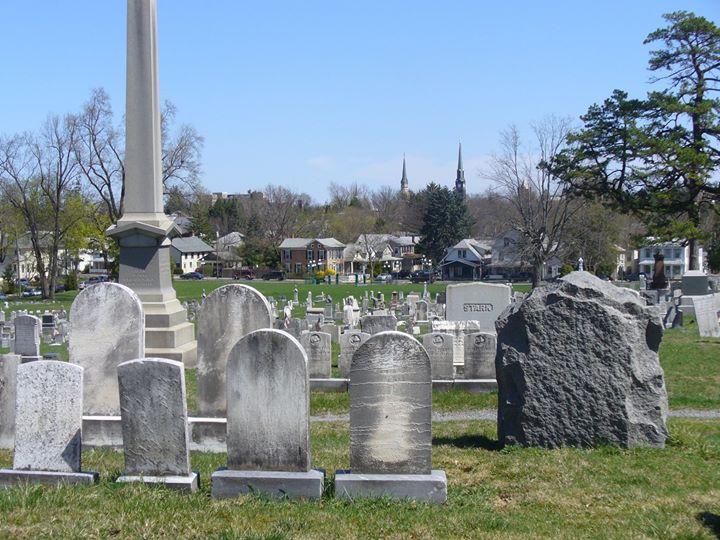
211,469 -> 325,500
108,216 -> 197,367
334,470 -> 447,504
0,469 -> 99,489
117,472 -> 199,493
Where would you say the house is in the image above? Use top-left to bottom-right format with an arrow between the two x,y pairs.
344,234 -> 421,275
486,230 -> 562,281
439,239 -> 492,281
636,240 -> 704,280
278,238 -> 345,274
170,236 -> 214,274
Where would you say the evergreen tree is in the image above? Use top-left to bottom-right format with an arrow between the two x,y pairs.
416,183 -> 473,265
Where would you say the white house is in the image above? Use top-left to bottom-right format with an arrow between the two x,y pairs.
439,239 -> 492,280
170,236 -> 214,274
636,241 -> 704,280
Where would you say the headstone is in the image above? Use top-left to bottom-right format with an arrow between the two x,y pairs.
415,300 -> 429,322
69,283 -> 144,415
431,320 -> 484,366
361,314 -> 397,335
0,354 -> 20,449
639,274 -> 647,290
421,333 -> 454,380
212,329 -> 323,499
116,358 -> 198,491
293,287 -> 299,304
682,270 -> 710,296
0,361 -> 98,487
197,284 -> 273,416
12,314 -> 41,359
335,331 -> 447,503
445,282 -> 511,332
338,331 -> 370,377
320,322 -> 340,343
300,331 -> 332,378
690,295 -> 720,338
495,271 -> 668,449
463,332 -> 496,378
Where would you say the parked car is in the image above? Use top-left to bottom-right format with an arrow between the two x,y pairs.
22,287 -> 42,297
54,284 -> 66,293
179,271 -> 204,280
88,275 -> 109,284
0,292 -> 7,301
15,278 -> 29,287
232,269 -> 256,280
262,270 -> 285,281
410,271 -> 435,283
375,273 -> 392,283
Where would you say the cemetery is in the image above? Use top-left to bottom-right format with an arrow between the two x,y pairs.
0,1 -> 719,538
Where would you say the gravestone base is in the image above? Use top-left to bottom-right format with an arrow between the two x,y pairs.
116,472 -> 199,492
211,469 -> 324,500
309,378 -> 349,392
334,470 -> 447,504
0,469 -> 99,489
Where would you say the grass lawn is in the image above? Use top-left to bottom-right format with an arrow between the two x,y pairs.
0,418 -> 718,538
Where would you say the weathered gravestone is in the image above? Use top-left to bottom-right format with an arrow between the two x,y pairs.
197,284 -> 273,417
116,358 -> 198,491
0,354 -> 20,449
338,331 -> 370,377
361,314 -> 397,335
69,282 -> 144,415
212,329 -> 323,499
13,314 -> 41,360
0,361 -> 98,487
445,282 -> 511,332
320,322 -> 340,343
690,295 -> 720,338
421,333 -> 454,380
300,331 -> 332,378
463,332 -> 496,379
495,271 -> 668,449
335,331 -> 447,503
415,300 -> 429,322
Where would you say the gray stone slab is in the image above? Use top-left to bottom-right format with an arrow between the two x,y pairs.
463,332 -> 496,379
350,331 -> 432,475
690,295 -> 720,338
0,354 -> 20,449
211,469 -> 324,500
445,282 -> 511,331
422,333 -> 454,379
300,331 -> 332,378
334,470 -> 447,504
339,331 -> 370,377
0,469 -> 98,489
13,314 -> 40,358
360,315 -> 397,335
682,271 -> 710,296
13,361 -> 84,472
226,329 -> 310,471
69,283 -> 144,415
118,358 -> 192,477
197,284 -> 273,417
116,471 -> 199,493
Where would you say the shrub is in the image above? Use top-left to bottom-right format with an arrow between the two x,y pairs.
64,273 -> 78,291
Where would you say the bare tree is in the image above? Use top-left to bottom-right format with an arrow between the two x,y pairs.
261,185 -> 313,245
328,181 -> 371,209
466,190 -> 513,238
485,117 -> 584,287
75,88 -> 204,224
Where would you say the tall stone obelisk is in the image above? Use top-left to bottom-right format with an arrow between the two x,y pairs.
107,0 -> 197,366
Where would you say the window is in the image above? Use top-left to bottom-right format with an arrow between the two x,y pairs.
295,263 -> 302,273
318,249 -> 325,260
307,249 -> 313,260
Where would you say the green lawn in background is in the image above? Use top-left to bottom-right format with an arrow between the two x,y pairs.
0,418 -> 718,538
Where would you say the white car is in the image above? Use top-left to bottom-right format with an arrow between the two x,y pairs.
375,273 -> 392,283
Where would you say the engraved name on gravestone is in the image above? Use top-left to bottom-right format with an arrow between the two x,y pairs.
445,282 -> 511,332
69,283 -> 144,415
349,331 -> 432,474
197,285 -> 273,417
13,315 -> 40,359
422,333 -> 454,380
463,332 -> 497,379
300,331 -> 332,378
339,331 -> 370,377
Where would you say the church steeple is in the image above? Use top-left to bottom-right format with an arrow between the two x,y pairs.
400,154 -> 409,197
454,142 -> 466,197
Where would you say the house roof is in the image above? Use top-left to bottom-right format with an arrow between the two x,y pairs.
171,236 -> 213,254
279,238 -> 345,249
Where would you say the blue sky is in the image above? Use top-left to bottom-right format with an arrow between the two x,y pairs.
2,1 -> 718,202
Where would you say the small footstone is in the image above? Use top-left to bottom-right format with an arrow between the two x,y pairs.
334,470 -> 447,504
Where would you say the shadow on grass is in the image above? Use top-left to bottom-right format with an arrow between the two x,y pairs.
433,434 -> 502,451
698,512 -> 720,538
